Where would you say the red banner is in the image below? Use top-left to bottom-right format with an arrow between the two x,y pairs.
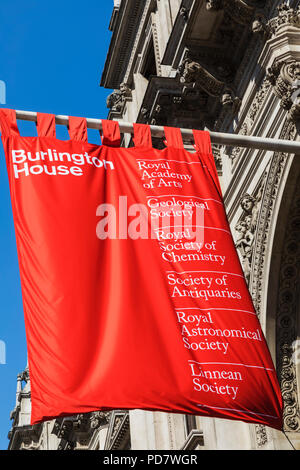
0,109 -> 283,429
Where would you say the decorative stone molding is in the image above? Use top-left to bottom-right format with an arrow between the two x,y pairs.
100,0 -> 148,89
104,410 -> 130,450
51,411 -> 112,450
248,78 -> 272,124
106,82 -> 132,113
181,430 -> 204,450
245,117 -> 299,445
8,423 -> 43,451
90,411 -> 110,430
252,13 -> 271,37
43,411 -> 110,450
106,90 -> 122,111
276,189 -> 300,432
235,179 -> 265,283
250,119 -> 296,317
20,366 -> 30,384
151,14 -> 162,76
221,89 -> 242,112
269,3 -> 300,37
266,59 -> 300,121
58,439 -> 75,451
178,57 -> 241,114
255,424 -> 268,447
52,417 -> 74,441
179,57 -> 226,95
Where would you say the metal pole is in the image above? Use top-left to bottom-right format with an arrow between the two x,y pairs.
15,109 -> 300,154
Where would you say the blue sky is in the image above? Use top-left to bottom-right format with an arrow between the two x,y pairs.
0,0 -> 113,449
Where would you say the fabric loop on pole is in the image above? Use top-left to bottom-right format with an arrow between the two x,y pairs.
36,113 -> 56,138
12,110 -> 300,154
164,126 -> 184,149
192,129 -> 212,154
68,116 -> 88,142
133,123 -> 152,148
193,129 -> 222,197
101,120 -> 121,147
0,108 -> 20,136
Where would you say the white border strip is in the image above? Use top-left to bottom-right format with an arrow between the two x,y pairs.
166,270 -> 244,278
174,307 -> 257,316
145,194 -> 223,205
188,360 -> 274,372
153,225 -> 231,235
136,158 -> 203,165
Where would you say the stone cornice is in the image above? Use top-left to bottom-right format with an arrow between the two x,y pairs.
100,0 -> 148,89
259,28 -> 300,72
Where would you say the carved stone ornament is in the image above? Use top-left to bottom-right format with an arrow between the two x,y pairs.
255,424 -> 268,447
269,3 -> 300,37
106,90 -> 122,111
250,118 -> 297,318
106,82 -> 132,112
266,59 -> 300,121
235,178 -> 265,283
104,411 -> 130,450
248,78 -> 271,123
20,367 -> 30,383
178,57 -> 240,113
252,13 -> 270,37
90,411 -> 110,429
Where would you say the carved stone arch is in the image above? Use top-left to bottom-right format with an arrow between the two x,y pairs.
252,150 -> 300,446
249,119 -> 297,323
265,156 -> 300,435
264,156 -> 300,350
247,118 -> 299,446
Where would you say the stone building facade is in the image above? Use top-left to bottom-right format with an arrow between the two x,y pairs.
8,0 -> 300,450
